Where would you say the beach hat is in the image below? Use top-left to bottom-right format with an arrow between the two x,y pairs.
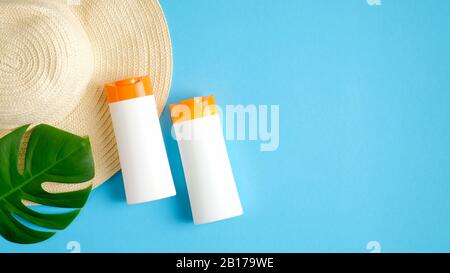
0,0 -> 172,193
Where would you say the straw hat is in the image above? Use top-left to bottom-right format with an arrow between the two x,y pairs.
0,0 -> 172,193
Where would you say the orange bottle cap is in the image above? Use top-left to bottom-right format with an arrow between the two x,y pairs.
104,76 -> 153,104
170,95 -> 218,124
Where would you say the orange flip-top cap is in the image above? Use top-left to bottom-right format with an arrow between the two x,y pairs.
104,76 -> 153,104
170,95 -> 218,124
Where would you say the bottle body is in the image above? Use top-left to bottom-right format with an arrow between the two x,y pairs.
172,96 -> 243,224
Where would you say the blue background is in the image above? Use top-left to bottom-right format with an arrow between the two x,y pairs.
2,0 -> 450,253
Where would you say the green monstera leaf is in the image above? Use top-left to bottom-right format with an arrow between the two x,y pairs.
0,124 -> 95,244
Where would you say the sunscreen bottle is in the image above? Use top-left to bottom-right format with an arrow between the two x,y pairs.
105,76 -> 176,204
171,96 -> 243,224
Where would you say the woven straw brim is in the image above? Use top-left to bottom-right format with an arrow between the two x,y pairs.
0,0 -> 172,194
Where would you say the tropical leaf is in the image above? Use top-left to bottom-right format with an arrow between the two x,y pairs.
0,124 -> 95,244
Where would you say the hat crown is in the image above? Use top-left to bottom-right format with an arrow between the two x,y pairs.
0,1 -> 93,129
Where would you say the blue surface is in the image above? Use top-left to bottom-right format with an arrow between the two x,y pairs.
2,0 -> 450,252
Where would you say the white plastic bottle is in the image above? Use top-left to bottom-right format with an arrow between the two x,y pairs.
171,96 -> 243,224
105,76 -> 176,204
